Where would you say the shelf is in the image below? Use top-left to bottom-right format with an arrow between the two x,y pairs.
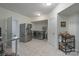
58,34 -> 75,54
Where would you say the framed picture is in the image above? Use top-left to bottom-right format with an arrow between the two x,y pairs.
61,21 -> 66,27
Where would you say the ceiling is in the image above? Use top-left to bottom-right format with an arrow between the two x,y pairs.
0,3 -> 58,20
59,4 -> 79,16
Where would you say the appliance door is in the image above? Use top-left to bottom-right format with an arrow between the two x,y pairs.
20,24 -> 25,42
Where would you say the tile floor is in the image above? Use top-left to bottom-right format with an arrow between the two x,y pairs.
17,39 -> 78,56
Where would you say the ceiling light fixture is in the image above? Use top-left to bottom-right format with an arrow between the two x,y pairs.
37,13 -> 40,16
46,3 -> 52,6
34,12 -> 41,16
43,3 -> 52,6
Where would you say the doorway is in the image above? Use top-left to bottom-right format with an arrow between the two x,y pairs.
58,4 -> 79,55
31,20 -> 48,40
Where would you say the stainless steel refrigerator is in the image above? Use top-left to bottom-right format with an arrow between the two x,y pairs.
20,23 -> 32,42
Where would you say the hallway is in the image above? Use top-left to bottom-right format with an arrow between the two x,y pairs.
18,39 -> 65,56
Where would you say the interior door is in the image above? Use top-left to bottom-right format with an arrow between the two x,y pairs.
7,17 -> 12,48
7,17 -> 18,53
12,19 -> 18,53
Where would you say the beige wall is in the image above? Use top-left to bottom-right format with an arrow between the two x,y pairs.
0,7 -> 31,24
